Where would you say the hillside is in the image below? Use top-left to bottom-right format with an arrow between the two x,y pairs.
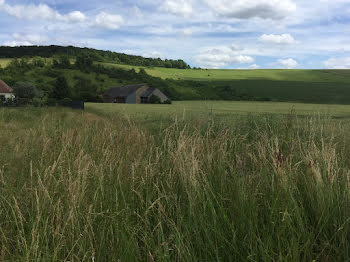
102,62 -> 350,82
1,46 -> 350,104
0,45 -> 190,69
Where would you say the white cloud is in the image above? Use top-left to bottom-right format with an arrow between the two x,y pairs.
259,34 -> 298,45
131,6 -> 143,19
160,0 -> 193,17
323,57 -> 350,69
179,28 -> 193,36
277,58 -> 298,68
95,12 -> 124,30
66,11 -> 86,23
249,64 -> 260,69
194,45 -> 254,68
0,1 -> 86,23
205,0 -> 296,20
3,33 -> 48,46
142,51 -> 164,59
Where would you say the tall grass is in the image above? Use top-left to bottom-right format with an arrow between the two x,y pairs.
0,107 -> 349,261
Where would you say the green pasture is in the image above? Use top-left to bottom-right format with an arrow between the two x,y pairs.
86,101 -> 350,119
0,58 -> 12,67
101,62 -> 350,82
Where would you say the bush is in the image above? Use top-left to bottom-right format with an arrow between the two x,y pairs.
149,95 -> 161,104
163,99 -> 172,104
47,98 -> 57,107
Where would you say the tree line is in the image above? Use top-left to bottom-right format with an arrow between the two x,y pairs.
0,45 -> 191,69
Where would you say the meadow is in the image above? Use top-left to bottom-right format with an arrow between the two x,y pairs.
0,102 -> 349,261
101,62 -> 350,82
0,58 -> 12,68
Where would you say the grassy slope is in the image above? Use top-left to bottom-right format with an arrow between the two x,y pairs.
0,58 -> 12,68
0,107 -> 349,261
101,62 -> 350,82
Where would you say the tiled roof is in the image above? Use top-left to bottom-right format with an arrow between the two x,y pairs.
104,83 -> 148,97
0,80 -> 13,93
141,88 -> 156,98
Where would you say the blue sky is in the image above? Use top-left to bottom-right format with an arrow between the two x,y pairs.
0,0 -> 350,69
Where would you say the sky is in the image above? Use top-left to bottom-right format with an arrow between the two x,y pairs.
0,0 -> 350,69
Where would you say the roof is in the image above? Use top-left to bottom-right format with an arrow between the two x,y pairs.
141,88 -> 156,98
104,83 -> 148,97
0,80 -> 13,94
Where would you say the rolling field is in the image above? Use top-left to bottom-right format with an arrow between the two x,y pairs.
2,57 -> 350,104
101,62 -> 350,82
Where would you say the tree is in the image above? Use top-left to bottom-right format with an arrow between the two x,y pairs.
75,55 -> 93,72
13,81 -> 40,99
73,77 -> 98,102
52,76 -> 70,100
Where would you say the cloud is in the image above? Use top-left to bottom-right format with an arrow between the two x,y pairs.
249,64 -> 260,69
0,1 -> 86,23
66,11 -> 86,23
95,12 -> 124,30
194,45 -> 254,68
259,34 -> 298,45
3,33 -> 48,46
179,28 -> 193,37
142,51 -> 164,59
277,58 -> 298,68
323,57 -> 350,69
205,0 -> 296,20
160,0 -> 193,17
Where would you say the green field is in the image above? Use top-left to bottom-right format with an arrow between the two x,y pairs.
0,58 -> 12,67
87,101 -> 350,119
0,105 -> 349,261
102,62 -> 350,82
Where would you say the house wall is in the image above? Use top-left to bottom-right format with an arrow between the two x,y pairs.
126,92 -> 136,104
151,89 -> 168,103
0,93 -> 15,99
135,85 -> 149,104
102,95 -> 114,103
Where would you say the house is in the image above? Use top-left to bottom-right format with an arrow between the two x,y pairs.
102,83 -> 169,104
0,80 -> 15,100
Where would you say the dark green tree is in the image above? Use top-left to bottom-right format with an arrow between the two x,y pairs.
73,77 -> 99,102
13,81 -> 41,99
52,76 -> 70,100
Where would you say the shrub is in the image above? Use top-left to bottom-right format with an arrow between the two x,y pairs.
47,98 -> 57,107
149,95 -> 161,104
163,99 -> 172,104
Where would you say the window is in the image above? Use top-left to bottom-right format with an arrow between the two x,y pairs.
141,97 -> 148,104
114,97 -> 126,103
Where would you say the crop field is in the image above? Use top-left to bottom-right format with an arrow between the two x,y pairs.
0,103 -> 349,261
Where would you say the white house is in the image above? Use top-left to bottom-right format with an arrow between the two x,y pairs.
0,80 -> 15,100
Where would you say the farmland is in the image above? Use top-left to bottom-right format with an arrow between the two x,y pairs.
87,100 -> 350,119
0,103 -> 349,261
102,62 -> 350,82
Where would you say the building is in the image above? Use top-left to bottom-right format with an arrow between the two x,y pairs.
102,83 -> 169,104
0,80 -> 15,100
